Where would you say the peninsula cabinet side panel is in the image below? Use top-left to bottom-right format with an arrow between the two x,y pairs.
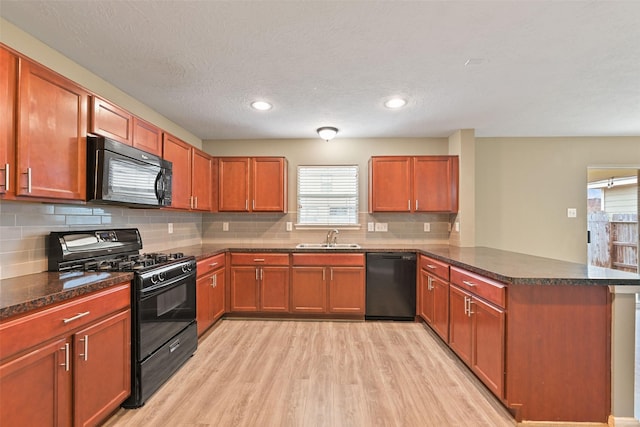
505,284 -> 611,423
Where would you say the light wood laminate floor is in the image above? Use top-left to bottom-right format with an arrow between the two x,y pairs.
104,319 -> 516,427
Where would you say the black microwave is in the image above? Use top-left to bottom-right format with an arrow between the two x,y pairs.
87,135 -> 172,208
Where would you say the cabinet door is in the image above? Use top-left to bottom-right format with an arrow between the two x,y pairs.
230,266 -> 259,312
260,266 -> 289,312
369,157 -> 412,212
328,266 -> 365,314
17,59 -> 87,200
196,271 -> 215,336
252,157 -> 286,212
0,337 -> 71,427
413,156 -> 458,212
431,275 -> 450,342
448,285 -> 472,365
191,148 -> 213,211
163,133 -> 192,209
0,47 -> 16,197
419,269 -> 434,324
291,267 -> 327,313
89,96 -> 132,145
132,117 -> 162,156
73,310 -> 131,427
219,157 -> 250,211
211,268 -> 225,321
472,297 -> 505,398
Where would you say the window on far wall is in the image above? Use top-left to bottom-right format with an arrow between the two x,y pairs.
297,165 -> 359,226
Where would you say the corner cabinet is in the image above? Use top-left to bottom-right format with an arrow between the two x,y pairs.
218,157 -> 287,212
418,255 -> 450,341
369,155 -> 458,213
229,253 -> 290,313
0,283 -> 131,427
163,133 -> 216,211
17,58 -> 88,201
291,254 -> 365,316
196,253 -> 226,336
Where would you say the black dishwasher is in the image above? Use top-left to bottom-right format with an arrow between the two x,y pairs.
365,252 -> 417,321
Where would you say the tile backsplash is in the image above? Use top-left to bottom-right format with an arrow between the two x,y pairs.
1,199 -> 453,279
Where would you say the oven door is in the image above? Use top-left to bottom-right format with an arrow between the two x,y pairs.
136,272 -> 196,361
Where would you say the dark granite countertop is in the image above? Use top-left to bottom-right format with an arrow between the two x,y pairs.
0,271 -> 134,320
2,243 -> 638,321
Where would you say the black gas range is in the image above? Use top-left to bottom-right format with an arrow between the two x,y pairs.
48,228 -> 198,408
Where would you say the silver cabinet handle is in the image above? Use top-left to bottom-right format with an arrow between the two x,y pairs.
211,275 -> 215,287
260,268 -> 263,280
468,299 -> 474,316
22,167 -> 32,193
426,264 -> 437,270
252,199 -> 255,210
408,200 -> 411,210
322,268 -> 325,281
63,311 -> 90,324
415,199 -> 419,210
60,343 -> 70,371
254,259 -> 265,262
255,268 -> 259,281
245,200 -> 249,210
427,276 -> 433,291
463,280 -> 477,287
1,163 -> 8,190
209,262 -> 218,267
463,296 -> 469,316
330,268 -> 333,281
194,196 -> 198,209
79,335 -> 89,361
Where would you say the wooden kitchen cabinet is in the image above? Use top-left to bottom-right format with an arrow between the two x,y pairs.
219,157 -> 287,212
418,255 -> 450,341
132,117 -> 162,156
89,95 -> 133,145
449,267 -> 505,398
229,253 -> 290,313
17,58 -> 88,201
0,45 -> 17,199
291,254 -> 365,315
197,253 -> 226,336
0,283 -> 131,427
369,156 -> 458,213
163,133 -> 216,211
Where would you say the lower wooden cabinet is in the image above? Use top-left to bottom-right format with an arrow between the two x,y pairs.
229,253 -> 290,313
196,253 -> 226,336
418,255 -> 450,341
291,254 -> 365,315
449,268 -> 506,399
0,283 -> 131,427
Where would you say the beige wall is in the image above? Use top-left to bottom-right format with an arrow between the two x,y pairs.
475,137 -> 640,263
0,18 -> 202,148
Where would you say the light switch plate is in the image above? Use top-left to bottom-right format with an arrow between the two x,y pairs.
567,208 -> 577,218
423,223 -> 430,232
168,223 -> 173,234
455,222 -> 460,232
286,222 -> 293,231
222,222 -> 229,231
375,223 -> 388,232
368,222 -> 375,232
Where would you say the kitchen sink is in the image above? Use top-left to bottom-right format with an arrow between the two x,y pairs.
295,243 -> 361,249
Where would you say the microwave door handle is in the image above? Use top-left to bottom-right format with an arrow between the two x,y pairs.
155,170 -> 165,203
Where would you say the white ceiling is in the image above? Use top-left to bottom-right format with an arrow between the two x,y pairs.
2,1 -> 640,141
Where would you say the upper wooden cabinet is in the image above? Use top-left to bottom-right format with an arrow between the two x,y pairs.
89,95 -> 133,145
17,58 -> 87,201
369,155 -> 459,213
219,157 -> 287,212
90,96 -> 162,156
163,133 -> 216,211
0,46 -> 17,198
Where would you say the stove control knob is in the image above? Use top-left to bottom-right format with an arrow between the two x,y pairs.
151,275 -> 159,284
182,263 -> 193,273
158,272 -> 166,282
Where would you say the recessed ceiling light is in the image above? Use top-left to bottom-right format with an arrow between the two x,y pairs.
250,101 -> 272,111
384,97 -> 407,109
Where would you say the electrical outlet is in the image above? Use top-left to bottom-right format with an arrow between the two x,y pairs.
368,222 -> 375,232
455,222 -> 460,232
423,223 -> 430,232
222,222 -> 229,231
567,208 -> 577,218
168,223 -> 173,234
286,222 -> 293,231
375,222 -> 388,232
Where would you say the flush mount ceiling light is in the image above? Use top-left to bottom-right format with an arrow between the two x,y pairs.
250,100 -> 272,111
317,126 -> 339,141
384,97 -> 407,109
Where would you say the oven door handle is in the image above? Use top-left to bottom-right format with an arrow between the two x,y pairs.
140,272 -> 194,299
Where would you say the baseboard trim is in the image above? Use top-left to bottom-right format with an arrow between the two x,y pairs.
608,416 -> 640,427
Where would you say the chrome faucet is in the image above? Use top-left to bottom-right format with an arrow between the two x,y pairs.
326,229 -> 339,246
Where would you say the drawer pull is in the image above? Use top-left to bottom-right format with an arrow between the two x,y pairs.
209,262 -> 219,267
462,280 -> 477,287
253,258 -> 265,262
426,264 -> 437,269
169,338 -> 181,353
63,311 -> 90,324
79,335 -> 89,361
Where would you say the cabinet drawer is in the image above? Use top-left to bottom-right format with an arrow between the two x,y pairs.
197,253 -> 226,277
420,255 -> 449,281
450,267 -> 505,308
231,253 -> 289,266
292,253 -> 364,267
0,283 -> 130,361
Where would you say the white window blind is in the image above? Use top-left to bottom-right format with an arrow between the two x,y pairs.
297,165 -> 359,225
